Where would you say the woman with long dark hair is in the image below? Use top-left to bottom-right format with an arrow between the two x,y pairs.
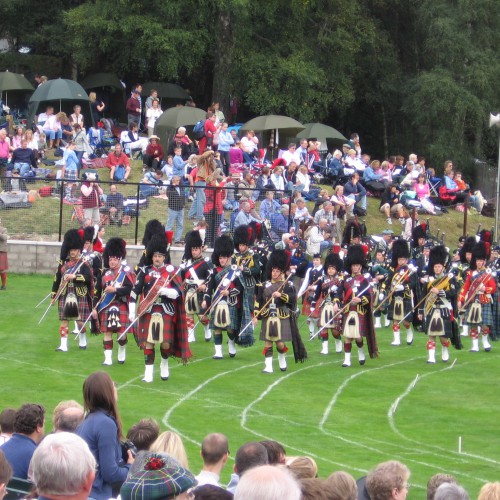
76,371 -> 134,500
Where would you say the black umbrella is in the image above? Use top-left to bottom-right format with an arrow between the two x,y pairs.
141,82 -> 190,100
80,73 -> 124,91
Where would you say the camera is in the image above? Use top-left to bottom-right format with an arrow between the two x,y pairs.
121,440 -> 138,461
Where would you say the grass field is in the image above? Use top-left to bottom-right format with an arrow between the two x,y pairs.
1,274 -> 499,498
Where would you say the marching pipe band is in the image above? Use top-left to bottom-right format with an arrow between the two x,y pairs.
40,218 -> 500,379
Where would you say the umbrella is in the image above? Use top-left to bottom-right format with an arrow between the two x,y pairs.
154,106 -> 206,150
28,78 -> 91,127
296,122 -> 347,142
141,82 -> 190,101
240,115 -> 305,134
0,71 -> 34,106
80,73 -> 124,91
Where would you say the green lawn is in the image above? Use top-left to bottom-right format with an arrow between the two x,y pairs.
1,274 -> 499,499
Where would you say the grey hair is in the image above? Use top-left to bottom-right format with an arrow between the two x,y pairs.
234,465 -> 301,500
281,204 -> 290,213
29,432 -> 96,496
177,126 -> 186,134
434,483 -> 469,500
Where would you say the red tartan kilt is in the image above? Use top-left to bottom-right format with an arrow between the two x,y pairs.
99,301 -> 130,333
301,295 -> 320,318
58,290 -> 91,321
341,308 -> 370,337
137,304 -> 178,346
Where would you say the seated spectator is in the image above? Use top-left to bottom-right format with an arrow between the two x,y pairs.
237,170 -> 254,200
312,189 -> 331,216
70,104 -> 85,128
314,200 -> 335,225
344,172 -> 367,215
306,218 -> 333,255
286,456 -> 318,480
143,135 -> 164,171
427,473 -> 457,500
29,432 -> 96,500
295,165 -> 319,201
454,171 -> 485,212
325,471 -> 357,500
328,149 -> 343,177
434,482 -> 469,500
413,173 -> 436,214
234,465 -> 301,500
120,451 -> 196,500
306,139 -> 323,172
255,166 -> 275,200
260,190 -> 281,220
344,148 -> 365,173
229,140 -> 244,166
166,176 -> 186,244
150,431 -> 189,469
363,160 -> 386,194
223,172 -> 240,211
300,478 -> 332,500
380,160 -> 393,184
379,184 -> 404,225
281,142 -> 301,166
0,409 -> 15,445
399,161 -> 418,187
478,482 -> 500,500
161,155 -> 174,181
0,403 -> 45,479
52,400 -> 84,433
234,201 -> 261,229
140,169 -> 164,197
192,484 -> 233,499
0,450 -> 12,500
10,139 -> 37,176
106,144 -> 131,183
259,440 -> 286,465
104,184 -> 125,225
43,111 -> 66,150
121,122 -> 148,155
167,133 -> 191,160
331,184 -> 355,220
227,442 -> 269,494
60,116 -> 74,146
294,198 -> 313,229
126,418 -> 160,453
270,204 -> 290,239
240,130 -> 259,164
195,433 -> 229,488
4,167 -> 27,193
365,460 -> 410,500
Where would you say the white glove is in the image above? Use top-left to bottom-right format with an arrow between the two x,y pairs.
310,307 -> 315,313
160,287 -> 179,300
128,303 -> 136,322
394,284 -> 404,292
378,293 -> 385,301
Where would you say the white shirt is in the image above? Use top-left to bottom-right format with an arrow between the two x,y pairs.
281,149 -> 301,166
195,470 -> 221,488
296,171 -> 310,191
241,136 -> 258,153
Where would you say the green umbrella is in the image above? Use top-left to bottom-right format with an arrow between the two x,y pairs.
154,106 -> 206,150
0,71 -> 34,106
80,73 -> 124,91
141,82 -> 190,100
296,122 -> 347,142
240,115 -> 305,134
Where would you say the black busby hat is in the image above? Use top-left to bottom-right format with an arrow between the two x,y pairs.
341,220 -> 362,247
103,237 -> 126,268
345,244 -> 366,269
146,234 -> 168,265
428,245 -> 449,276
212,234 -> 234,265
324,253 -> 343,273
233,224 -> 254,248
266,249 -> 289,279
60,229 -> 84,261
412,223 -> 427,246
391,239 -> 410,268
249,221 -> 262,243
470,241 -> 489,270
82,226 -> 97,243
459,236 -> 476,263
141,219 -> 165,247
184,230 -> 204,260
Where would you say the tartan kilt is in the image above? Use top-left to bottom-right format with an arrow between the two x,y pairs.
209,301 -> 242,332
387,297 -> 413,322
259,316 -> 293,342
342,309 -> 371,340
318,302 -> 341,331
464,301 -> 494,327
301,295 -> 319,318
58,287 -> 91,321
0,251 -> 8,272
136,303 -> 177,347
99,301 -> 130,334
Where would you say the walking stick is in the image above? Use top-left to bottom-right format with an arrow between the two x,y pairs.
35,292 -> 52,309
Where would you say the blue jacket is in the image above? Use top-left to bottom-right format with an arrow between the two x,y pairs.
76,410 -> 130,500
0,433 -> 37,479
217,130 -> 234,152
363,166 -> 383,182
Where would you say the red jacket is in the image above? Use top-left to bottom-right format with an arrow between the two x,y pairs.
106,152 -> 130,169
145,143 -> 164,160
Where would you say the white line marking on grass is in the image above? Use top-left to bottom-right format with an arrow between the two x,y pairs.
387,358 -> 500,470
0,356 -> 88,378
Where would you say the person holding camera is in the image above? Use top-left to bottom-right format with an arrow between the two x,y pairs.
81,171 -> 103,225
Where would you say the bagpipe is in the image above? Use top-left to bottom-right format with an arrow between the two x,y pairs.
311,274 -> 374,339
373,264 -> 418,314
458,267 -> 496,314
38,256 -> 89,325
118,264 -> 182,341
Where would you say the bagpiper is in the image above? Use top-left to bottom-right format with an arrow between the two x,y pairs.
98,237 -> 135,366
490,243 -> 500,340
205,235 -> 242,359
52,229 -> 94,352
455,236 -> 476,337
380,239 -> 418,346
182,230 -> 214,343
311,253 -> 344,354
457,241 -> 497,353
129,234 -> 191,383
253,250 -> 306,373
419,245 -> 457,363
337,245 -> 378,367
369,247 -> 390,329
297,253 -> 323,340
232,225 -> 260,347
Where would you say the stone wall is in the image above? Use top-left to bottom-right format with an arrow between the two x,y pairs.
7,240 -> 191,274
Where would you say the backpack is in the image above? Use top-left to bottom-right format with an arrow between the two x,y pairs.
113,164 -> 126,181
193,120 -> 205,140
